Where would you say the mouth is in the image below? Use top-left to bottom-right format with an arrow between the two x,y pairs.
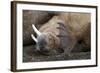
37,50 -> 49,56
35,48 -> 49,56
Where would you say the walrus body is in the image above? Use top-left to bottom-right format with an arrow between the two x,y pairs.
31,12 -> 90,55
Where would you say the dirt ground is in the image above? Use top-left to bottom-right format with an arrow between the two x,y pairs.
23,44 -> 90,62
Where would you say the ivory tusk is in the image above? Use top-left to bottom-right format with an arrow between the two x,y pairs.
31,34 -> 38,43
32,24 -> 41,36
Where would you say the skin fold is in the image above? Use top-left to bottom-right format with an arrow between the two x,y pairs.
31,12 -> 91,56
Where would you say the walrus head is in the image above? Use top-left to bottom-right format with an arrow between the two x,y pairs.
31,24 -> 61,55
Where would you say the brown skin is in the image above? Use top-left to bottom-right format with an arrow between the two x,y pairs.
36,12 -> 90,55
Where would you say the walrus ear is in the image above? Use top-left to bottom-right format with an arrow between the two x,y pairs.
31,34 -> 38,43
32,24 -> 41,36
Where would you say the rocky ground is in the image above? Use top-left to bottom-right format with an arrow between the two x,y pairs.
23,44 -> 90,62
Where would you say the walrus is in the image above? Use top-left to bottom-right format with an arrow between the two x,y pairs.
31,12 -> 91,56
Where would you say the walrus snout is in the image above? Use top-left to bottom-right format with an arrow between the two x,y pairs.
34,34 -> 51,55
35,46 -> 50,55
36,44 -> 49,53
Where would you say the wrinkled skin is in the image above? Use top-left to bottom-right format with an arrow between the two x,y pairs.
32,12 -> 90,56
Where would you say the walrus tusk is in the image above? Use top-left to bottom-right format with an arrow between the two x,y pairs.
31,34 -> 38,43
32,24 -> 41,36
